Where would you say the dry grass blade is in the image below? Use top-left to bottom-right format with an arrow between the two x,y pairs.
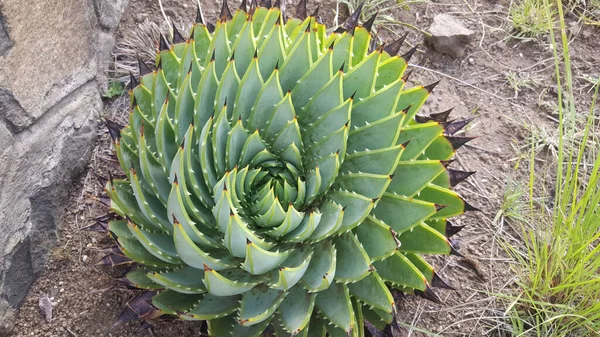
109,20 -> 191,85
110,20 -> 163,83
338,0 -> 431,38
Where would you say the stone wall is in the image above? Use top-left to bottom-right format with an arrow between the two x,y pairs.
0,0 -> 128,332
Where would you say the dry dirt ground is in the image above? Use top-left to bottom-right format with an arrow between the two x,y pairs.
11,0 -> 599,336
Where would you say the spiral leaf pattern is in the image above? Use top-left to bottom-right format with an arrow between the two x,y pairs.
103,2 -> 476,336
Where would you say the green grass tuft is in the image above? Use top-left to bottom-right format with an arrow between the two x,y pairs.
499,0 -> 600,335
509,0 -> 556,38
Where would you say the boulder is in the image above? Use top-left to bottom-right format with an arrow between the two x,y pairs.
425,14 -> 474,58
0,84 -> 100,334
0,0 -> 98,124
93,0 -> 130,30
0,0 -> 121,332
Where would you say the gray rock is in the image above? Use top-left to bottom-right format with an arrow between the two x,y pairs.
0,11 -> 12,56
165,8 -> 178,19
93,0 -> 129,30
0,121 -> 12,151
2,237 -> 34,314
426,14 -> 474,58
0,0 -> 98,121
95,31 -> 116,95
135,13 -> 149,23
0,83 -> 100,333
0,302 -> 15,336
0,88 -> 33,132
0,0 -> 111,332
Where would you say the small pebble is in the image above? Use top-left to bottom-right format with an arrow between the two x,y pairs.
582,29 -> 591,39
135,13 -> 149,23
165,9 -> 176,17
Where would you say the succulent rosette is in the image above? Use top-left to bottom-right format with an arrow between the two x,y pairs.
99,1 -> 477,336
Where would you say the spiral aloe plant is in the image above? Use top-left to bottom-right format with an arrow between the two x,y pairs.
98,0 -> 477,336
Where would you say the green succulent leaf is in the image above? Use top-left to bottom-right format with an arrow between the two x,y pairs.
279,29 -> 312,92
291,51 -> 333,111
209,22 -> 231,75
146,266 -> 206,294
153,290 -> 202,315
333,232 -> 371,283
362,305 -> 392,329
247,68 -> 284,131
350,80 -> 404,129
315,283 -> 354,332
373,252 -> 427,290
372,193 -> 438,232
239,285 -> 286,325
125,267 -> 163,290
376,57 -> 408,90
341,145 -> 404,175
183,294 -> 240,320
128,222 -> 181,263
138,129 -> 170,203
354,216 -> 398,261
278,285 -> 316,333
306,315 -> 327,337
397,223 -> 451,254
342,50 -> 379,100
388,160 -> 446,197
204,267 -> 261,296
243,242 -> 291,275
301,240 -> 336,292
347,272 -> 394,313
117,236 -> 177,269
284,211 -> 323,242
231,20 -> 256,76
173,221 -> 236,270
108,219 -> 135,240
174,72 -> 196,143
